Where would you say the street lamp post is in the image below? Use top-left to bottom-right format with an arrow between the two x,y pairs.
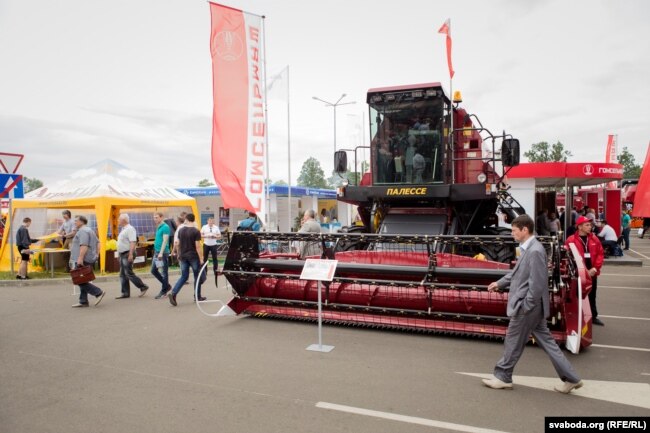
312,94 -> 356,156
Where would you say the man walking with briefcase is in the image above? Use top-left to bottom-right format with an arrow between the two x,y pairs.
70,215 -> 105,308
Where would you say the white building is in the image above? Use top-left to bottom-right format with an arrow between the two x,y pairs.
176,185 -> 353,232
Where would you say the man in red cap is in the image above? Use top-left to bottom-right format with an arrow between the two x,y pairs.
565,216 -> 605,326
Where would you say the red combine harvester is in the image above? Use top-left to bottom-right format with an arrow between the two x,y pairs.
222,83 -> 593,353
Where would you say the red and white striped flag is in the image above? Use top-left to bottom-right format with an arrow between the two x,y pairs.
438,19 -> 455,79
210,2 -> 266,222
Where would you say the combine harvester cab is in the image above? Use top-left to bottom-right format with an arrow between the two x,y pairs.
218,82 -> 592,352
222,232 -> 593,352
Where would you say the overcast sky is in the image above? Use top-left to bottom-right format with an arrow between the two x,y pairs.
1,0 -> 648,188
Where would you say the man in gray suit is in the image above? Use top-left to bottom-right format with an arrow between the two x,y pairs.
482,214 -> 583,394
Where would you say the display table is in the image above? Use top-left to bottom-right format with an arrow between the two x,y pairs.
138,241 -> 155,260
36,248 -> 70,278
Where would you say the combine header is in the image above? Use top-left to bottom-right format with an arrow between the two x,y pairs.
217,82 -> 593,352
223,232 -> 593,352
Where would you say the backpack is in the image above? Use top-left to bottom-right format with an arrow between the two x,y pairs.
237,218 -> 254,231
164,218 -> 177,239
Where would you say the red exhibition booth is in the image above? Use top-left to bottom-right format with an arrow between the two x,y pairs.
506,162 -> 625,236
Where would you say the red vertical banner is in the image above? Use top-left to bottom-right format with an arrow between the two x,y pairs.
438,19 -> 454,79
605,134 -> 616,163
210,3 -> 266,223
605,134 -> 617,188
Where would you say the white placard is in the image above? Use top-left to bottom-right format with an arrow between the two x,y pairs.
299,259 -> 338,282
133,256 -> 145,264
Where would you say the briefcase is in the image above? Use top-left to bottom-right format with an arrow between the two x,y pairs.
71,265 -> 96,285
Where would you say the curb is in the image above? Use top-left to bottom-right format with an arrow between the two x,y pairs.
603,257 -> 643,267
1,269 -> 183,287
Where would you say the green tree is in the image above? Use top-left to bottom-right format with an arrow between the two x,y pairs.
345,171 -> 361,185
23,177 -> 43,193
197,178 -> 214,187
272,179 -> 288,186
617,146 -> 642,178
297,157 -> 328,188
523,141 -> 572,162
329,170 -> 360,187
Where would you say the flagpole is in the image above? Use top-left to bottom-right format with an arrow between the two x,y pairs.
450,75 -> 454,184
286,65 -> 293,232
262,15 -> 270,230
438,18 -> 455,184
448,18 -> 454,185
362,110 -> 366,170
8,198 -> 14,275
446,19 -> 455,184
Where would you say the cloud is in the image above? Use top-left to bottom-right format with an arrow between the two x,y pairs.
0,110 -> 214,187
0,0 -> 648,190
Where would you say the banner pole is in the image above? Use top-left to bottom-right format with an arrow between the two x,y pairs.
262,15 -> 270,230
287,66 -> 292,232
8,198 -> 14,275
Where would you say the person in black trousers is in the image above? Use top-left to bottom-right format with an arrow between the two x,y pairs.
200,217 -> 221,278
70,216 -> 106,308
16,217 -> 39,280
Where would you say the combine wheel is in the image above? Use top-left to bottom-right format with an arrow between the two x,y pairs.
334,225 -> 369,252
480,241 -> 515,263
480,228 -> 515,263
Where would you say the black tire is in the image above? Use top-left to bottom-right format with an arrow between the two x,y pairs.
480,242 -> 515,263
480,228 -> 516,263
334,225 -> 369,252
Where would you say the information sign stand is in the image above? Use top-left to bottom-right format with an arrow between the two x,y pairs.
300,259 -> 338,353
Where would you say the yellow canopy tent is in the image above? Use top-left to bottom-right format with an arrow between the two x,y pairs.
1,160 -> 198,273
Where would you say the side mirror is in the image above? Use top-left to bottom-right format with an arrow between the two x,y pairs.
501,139 -> 520,167
334,151 -> 347,173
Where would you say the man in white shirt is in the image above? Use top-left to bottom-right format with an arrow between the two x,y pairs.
201,217 -> 221,276
597,219 -> 622,257
116,213 -> 148,299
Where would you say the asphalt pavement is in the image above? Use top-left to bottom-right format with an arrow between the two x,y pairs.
1,237 -> 649,433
